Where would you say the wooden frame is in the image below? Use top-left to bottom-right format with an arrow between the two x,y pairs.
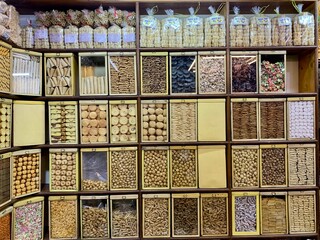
0,98 -> 12,150
79,52 -> 108,96
0,152 -> 11,208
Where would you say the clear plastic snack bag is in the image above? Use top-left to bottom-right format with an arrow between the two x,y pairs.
204,4 -> 226,47
108,24 -> 121,48
230,6 -> 249,47
79,25 -> 93,48
65,24 -> 79,49
272,7 -> 292,46
66,9 -> 81,27
122,23 -> 135,48
292,2 -> 315,46
124,10 -> 136,27
183,6 -> 203,47
94,5 -> 109,28
94,26 -> 108,48
250,6 -> 272,47
80,9 -> 94,27
108,7 -> 123,27
22,19 -> 34,48
161,9 -> 182,48
140,7 -> 160,48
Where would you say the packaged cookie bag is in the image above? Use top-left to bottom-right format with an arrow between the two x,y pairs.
272,7 -> 292,46
250,6 -> 272,47
183,6 -> 203,47
230,7 -> 249,47
140,6 -> 160,48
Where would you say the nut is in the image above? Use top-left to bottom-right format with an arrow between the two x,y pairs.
82,205 -> 108,238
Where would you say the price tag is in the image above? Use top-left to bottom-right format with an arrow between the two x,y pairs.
165,18 -> 180,30
256,17 -> 270,25
209,16 -> 225,25
232,16 -> 248,26
186,16 -> 201,26
278,17 -> 291,26
298,14 -> 313,25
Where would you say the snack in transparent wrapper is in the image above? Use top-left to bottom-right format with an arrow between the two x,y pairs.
204,5 -> 226,47
35,11 -> 51,28
80,9 -> 94,27
293,3 -> 315,46
66,9 -> 81,27
0,13 -> 9,27
108,7 -> 123,27
183,7 -> 203,47
65,25 -> 79,49
94,26 -> 108,48
79,25 -> 93,48
34,26 -> 49,49
94,5 -> 109,28
108,24 -> 121,48
49,25 -> 64,49
50,10 -> 66,28
0,1 -> 8,14
122,24 -> 135,48
124,11 -> 136,27
22,19 -> 34,48
162,9 -> 182,48
250,6 -> 272,47
140,7 -> 161,48
7,5 -> 20,28
272,7 -> 292,46
230,7 -> 249,47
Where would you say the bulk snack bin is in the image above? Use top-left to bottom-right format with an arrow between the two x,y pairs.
232,192 -> 260,236
49,196 -> 78,240
108,52 -> 137,95
259,51 -> 286,93
170,52 -> 197,95
198,145 -> 226,188
11,149 -> 41,199
142,146 -> 169,190
260,192 -> 288,235
172,193 -> 200,237
259,98 -> 286,140
79,100 -> 108,144
109,100 -> 138,143
80,196 -> 109,239
141,100 -> 168,142
0,98 -> 12,150
0,41 -> 11,93
49,101 -> 78,144
109,147 -> 137,190
81,148 -> 108,191
44,53 -> 76,96
231,98 -> 258,141
49,148 -> 78,192
201,193 -> 228,236
231,51 -> 258,93
140,52 -> 168,95
13,196 -> 44,240
79,52 -> 108,95
232,146 -> 259,188
288,144 -> 316,186
170,99 -> 197,142
260,145 -> 287,187
198,51 -> 226,94
0,206 -> 12,239
287,97 -> 315,140
198,99 -> 226,141
288,191 -> 316,234
110,194 -> 139,238
170,146 -> 197,189
11,48 -> 42,96
142,194 -> 170,238
0,152 -> 11,207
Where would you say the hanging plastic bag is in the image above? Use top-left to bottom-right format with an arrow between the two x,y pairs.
250,6 -> 272,46
161,9 -> 182,48
183,6 -> 203,47
140,6 -> 160,48
230,6 -> 249,47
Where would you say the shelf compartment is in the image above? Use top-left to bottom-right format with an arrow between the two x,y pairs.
142,146 -> 169,190
142,194 -> 170,238
0,98 -> 12,150
80,148 -> 108,191
172,193 -> 200,237
49,195 -> 78,240
11,149 -> 41,199
79,100 -> 108,144
0,152 -> 11,207
0,206 -> 12,239
288,144 -> 316,187
198,146 -> 226,189
232,145 -> 259,189
0,41 -> 11,94
80,195 -> 109,239
110,194 -> 139,239
201,193 -> 228,237
79,52 -> 108,96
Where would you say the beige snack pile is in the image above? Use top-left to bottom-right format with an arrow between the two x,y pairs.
161,9 -> 182,48
82,206 -> 108,238
140,7 -> 161,47
293,3 -> 315,46
250,6 -> 272,46
80,104 -> 108,143
183,7 -> 203,47
12,152 -> 40,197
230,7 -> 249,47
272,7 -> 292,46
0,100 -> 11,148
205,5 -> 226,47
46,57 -> 73,96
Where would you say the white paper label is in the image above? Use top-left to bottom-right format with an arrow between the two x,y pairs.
164,17 -> 180,30
186,16 -> 201,26
232,16 -> 248,26
278,17 -> 291,26
209,16 -> 225,25
256,17 -> 270,25
298,14 -> 313,25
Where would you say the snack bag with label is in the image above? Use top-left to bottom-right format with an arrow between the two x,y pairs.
250,6 -> 272,47
183,6 -> 203,47
293,2 -> 314,46
140,7 -> 160,47
161,9 -> 182,48
230,6 -> 249,47
272,7 -> 292,46
49,10 -> 65,49
204,4 -> 226,47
